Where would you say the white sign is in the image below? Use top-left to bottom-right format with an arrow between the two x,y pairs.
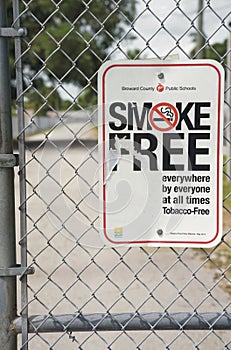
98,60 -> 224,247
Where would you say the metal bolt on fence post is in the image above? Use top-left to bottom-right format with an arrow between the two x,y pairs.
0,0 -> 17,349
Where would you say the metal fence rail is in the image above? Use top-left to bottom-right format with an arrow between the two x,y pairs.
13,312 -> 231,332
5,0 -> 231,348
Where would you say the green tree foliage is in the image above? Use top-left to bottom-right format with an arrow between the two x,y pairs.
8,0 -> 137,110
191,37 -> 228,64
78,49 -> 141,109
204,39 -> 228,62
24,84 -> 62,115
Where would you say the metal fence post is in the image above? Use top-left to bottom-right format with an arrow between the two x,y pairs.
0,0 -> 17,349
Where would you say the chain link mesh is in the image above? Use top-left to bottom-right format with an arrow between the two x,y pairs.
12,0 -> 231,348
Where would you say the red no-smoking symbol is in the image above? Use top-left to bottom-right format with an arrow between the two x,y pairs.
149,102 -> 179,132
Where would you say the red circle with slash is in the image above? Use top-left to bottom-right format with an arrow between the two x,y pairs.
149,102 -> 179,131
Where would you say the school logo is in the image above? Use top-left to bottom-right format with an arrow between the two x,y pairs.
156,83 -> 164,92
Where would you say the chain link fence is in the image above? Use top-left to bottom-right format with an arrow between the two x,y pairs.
10,0 -> 231,348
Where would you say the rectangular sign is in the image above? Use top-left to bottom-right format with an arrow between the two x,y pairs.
98,60 -> 224,247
